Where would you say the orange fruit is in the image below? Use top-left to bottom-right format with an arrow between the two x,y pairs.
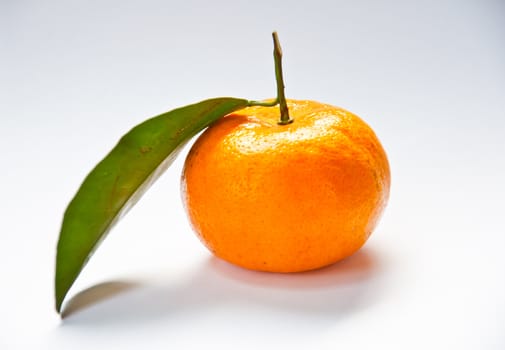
181,99 -> 390,272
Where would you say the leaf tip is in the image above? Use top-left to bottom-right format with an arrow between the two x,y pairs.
55,290 -> 64,314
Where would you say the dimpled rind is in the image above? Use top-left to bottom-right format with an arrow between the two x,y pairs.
181,99 -> 390,272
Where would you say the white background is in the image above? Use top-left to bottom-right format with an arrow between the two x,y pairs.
1,0 -> 504,349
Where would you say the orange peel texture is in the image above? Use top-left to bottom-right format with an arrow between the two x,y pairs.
181,99 -> 390,272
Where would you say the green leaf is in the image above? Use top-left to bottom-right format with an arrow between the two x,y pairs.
55,97 -> 250,313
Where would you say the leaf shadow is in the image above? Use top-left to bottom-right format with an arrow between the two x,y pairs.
61,281 -> 141,319
59,247 -> 385,327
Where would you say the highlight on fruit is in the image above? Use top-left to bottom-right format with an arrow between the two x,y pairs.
54,32 -> 390,314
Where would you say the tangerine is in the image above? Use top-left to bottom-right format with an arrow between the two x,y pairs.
181,99 -> 390,272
